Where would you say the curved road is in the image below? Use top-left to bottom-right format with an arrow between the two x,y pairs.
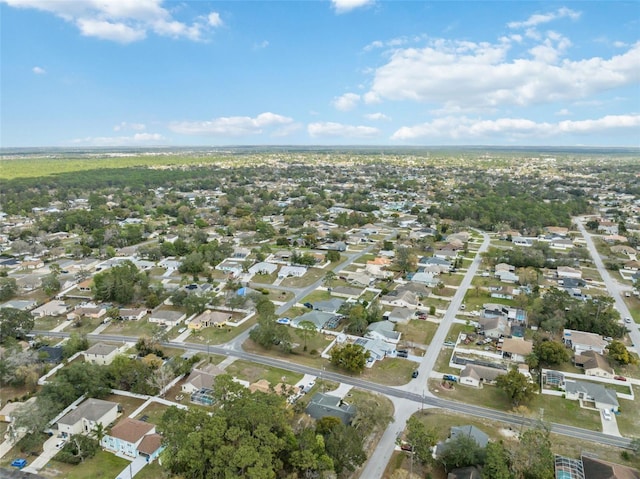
34,329 -> 633,451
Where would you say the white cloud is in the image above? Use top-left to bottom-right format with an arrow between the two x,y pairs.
555,109 -> 571,116
507,7 -> 581,29
207,12 -> 223,27
391,114 -> 640,141
169,112 -> 294,136
113,122 -> 146,132
253,40 -> 269,50
365,38 -> 640,110
71,132 -> 165,146
32,66 -> 46,74
1,0 -> 221,43
308,122 -> 380,138
332,93 -> 361,111
364,112 -> 390,121
331,0 -> 374,14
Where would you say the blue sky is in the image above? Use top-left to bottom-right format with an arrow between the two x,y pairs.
1,0 -> 639,147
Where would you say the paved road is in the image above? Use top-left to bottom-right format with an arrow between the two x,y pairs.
33,330 -> 634,451
406,230 -> 491,396
575,217 -> 639,350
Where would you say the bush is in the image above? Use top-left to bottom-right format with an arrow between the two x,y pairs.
56,436 -> 99,464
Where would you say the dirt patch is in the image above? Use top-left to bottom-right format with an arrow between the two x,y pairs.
499,427 -> 518,439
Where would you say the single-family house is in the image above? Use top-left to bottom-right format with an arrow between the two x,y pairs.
119,308 -> 147,321
477,316 -> 508,339
346,271 -> 373,287
501,338 -> 533,363
84,342 -> 120,366
386,307 -> 414,324
137,433 -> 164,463
563,329 -> 608,355
411,271 -> 440,287
574,350 -> 614,378
433,249 -> 458,260
57,398 -> 119,436
16,274 -> 42,292
419,256 -> 452,272
148,309 -> 186,327
31,300 -> 69,318
365,321 -> 401,343
0,397 -> 36,423
381,290 -> 418,308
495,270 -> 520,283
435,425 -> 489,457
215,259 -> 243,277
0,299 -> 37,311
313,298 -> 345,314
557,266 -> 582,280
512,237 -> 533,247
101,418 -> 156,458
291,311 -> 335,330
188,310 -> 233,330
279,265 -> 307,278
581,455 -> 640,479
38,345 -> 63,364
490,286 -> 518,300
495,263 -> 515,273
182,363 -> 225,394
564,380 -> 619,412
248,262 -> 278,275
459,364 -> 505,388
67,306 -> 107,321
306,393 -> 357,425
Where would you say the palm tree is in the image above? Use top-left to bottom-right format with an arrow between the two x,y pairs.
323,270 -> 337,289
297,321 -> 317,352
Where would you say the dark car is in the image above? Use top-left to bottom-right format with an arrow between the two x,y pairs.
400,443 -> 413,451
614,375 -> 627,381
443,374 -> 457,382
411,370 -> 419,378
303,302 -> 313,309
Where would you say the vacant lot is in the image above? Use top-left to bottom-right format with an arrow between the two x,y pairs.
395,319 -> 438,346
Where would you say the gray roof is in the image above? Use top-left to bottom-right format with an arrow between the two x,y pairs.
85,342 -> 119,356
450,425 -> 489,448
313,298 -> 345,313
366,320 -> 401,341
292,311 -> 336,330
305,393 -> 356,425
58,398 -> 118,426
565,380 -> 619,407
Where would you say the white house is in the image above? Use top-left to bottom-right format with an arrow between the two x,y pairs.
563,329 -> 608,355
84,342 -> 120,366
148,310 -> 186,327
31,300 -> 69,318
279,265 -> 307,278
557,266 -> 582,280
248,262 -> 278,275
57,398 -> 119,436
564,380 -> 619,412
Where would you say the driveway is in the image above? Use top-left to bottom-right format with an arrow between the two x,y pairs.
600,410 -> 622,437
21,434 -> 59,474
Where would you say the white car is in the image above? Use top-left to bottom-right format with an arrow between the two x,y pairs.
55,439 -> 66,449
602,409 -> 612,421
624,317 -> 632,324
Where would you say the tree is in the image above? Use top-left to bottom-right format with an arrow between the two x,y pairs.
148,364 -> 175,397
93,260 -> 147,304
179,252 -> 205,275
0,308 -> 35,344
326,250 -> 341,262
297,320 -> 317,352
41,273 -> 61,296
405,416 -> 437,464
330,343 -> 369,373
395,245 -> 417,274
323,270 -> 337,288
345,303 -> 369,336
496,367 -> 537,406
483,441 -> 512,479
0,277 -> 18,301
607,340 -> 637,365
350,394 -> 393,436
511,425 -> 554,479
318,419 -> 367,476
62,332 -> 89,359
439,433 -> 486,472
533,340 -> 570,367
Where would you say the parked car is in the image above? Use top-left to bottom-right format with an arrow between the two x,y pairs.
443,374 -> 458,382
602,409 -> 612,421
55,440 -> 66,449
11,459 -> 27,469
303,302 -> 313,309
411,370 -> 419,378
624,317 -> 632,324
614,375 -> 627,381
400,443 -> 413,451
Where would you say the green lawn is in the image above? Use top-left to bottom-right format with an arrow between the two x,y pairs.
439,274 -> 464,287
359,357 -> 419,386
102,394 -> 146,418
224,359 -> 303,386
189,315 -> 257,345
46,450 -> 129,479
251,272 -> 278,284
280,267 -> 325,287
34,316 -> 66,331
134,461 -> 169,479
300,290 -> 332,305
103,319 -> 157,337
395,319 -> 438,346
134,401 -> 170,425
615,384 -> 640,437
433,348 -> 460,375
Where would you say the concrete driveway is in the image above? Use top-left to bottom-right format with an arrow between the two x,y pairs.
600,410 -> 622,437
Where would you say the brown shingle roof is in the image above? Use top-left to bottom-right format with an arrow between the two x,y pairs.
110,418 -> 154,444
137,433 -> 163,455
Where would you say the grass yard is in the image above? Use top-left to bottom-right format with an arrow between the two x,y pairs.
102,393 -> 145,418
46,450 -> 130,479
433,348 -> 462,375
439,274 -> 464,287
615,384 -> 640,437
189,315 -> 257,345
395,319 -> 438,346
68,317 -> 103,335
103,319 -> 157,337
34,316 -> 66,331
429,379 -> 603,431
300,289 -> 332,305
223,359 -> 304,386
134,401 -> 170,425
134,461 -> 169,479
360,290 -> 380,303
251,271 -> 278,284
242,334 -> 333,368
280,268 -> 325,288
359,358 -> 419,386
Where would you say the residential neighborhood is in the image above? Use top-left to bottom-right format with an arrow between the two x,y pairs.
0,150 -> 639,479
